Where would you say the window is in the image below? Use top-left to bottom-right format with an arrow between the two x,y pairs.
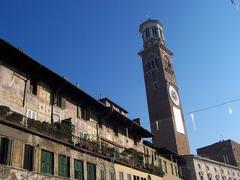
23,144 -> 34,171
77,106 -> 81,118
58,155 -> 70,177
145,29 -> 150,39
175,165 -> 178,177
119,172 -> 124,180
113,126 -> 118,136
41,149 -> 54,175
87,163 -> 96,180
153,82 -> 158,89
151,61 -> 155,69
56,96 -> 66,109
154,59 -> 159,68
30,79 -> 37,95
154,151 -> 157,160
206,166 -> 209,171
152,28 -> 158,37
171,164 -> 174,175
207,173 -> 212,180
26,109 -> 37,120
164,161 -> 168,173
0,137 -> 12,165
133,175 -> 137,180
81,107 -> 89,120
74,159 -> 84,180
127,174 -> 131,180
109,167 -> 115,180
100,164 -> 106,180
134,136 -> 137,146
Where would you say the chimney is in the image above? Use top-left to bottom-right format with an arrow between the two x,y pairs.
133,118 -> 141,126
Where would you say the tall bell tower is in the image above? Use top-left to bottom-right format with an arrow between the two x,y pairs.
138,19 -> 190,155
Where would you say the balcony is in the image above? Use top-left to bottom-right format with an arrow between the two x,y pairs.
0,105 -> 164,177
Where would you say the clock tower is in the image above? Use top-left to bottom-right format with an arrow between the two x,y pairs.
138,19 -> 190,155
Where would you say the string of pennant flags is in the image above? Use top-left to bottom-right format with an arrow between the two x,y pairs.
153,97 -> 240,133
188,97 -> 240,132
230,0 -> 240,12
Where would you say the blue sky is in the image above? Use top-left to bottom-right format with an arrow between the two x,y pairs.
1,0 -> 240,153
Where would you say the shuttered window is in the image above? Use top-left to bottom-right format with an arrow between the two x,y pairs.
58,155 -> 70,178
77,106 -> 81,118
23,144 -> 34,171
119,172 -> 124,180
56,96 -> 66,109
0,137 -> 12,165
41,150 -> 54,175
74,159 -> 84,180
100,164 -> 106,180
87,163 -> 96,180
110,168 -> 115,180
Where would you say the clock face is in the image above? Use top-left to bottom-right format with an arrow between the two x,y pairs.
169,85 -> 180,106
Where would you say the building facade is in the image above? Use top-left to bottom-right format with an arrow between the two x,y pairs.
138,19 -> 190,155
197,139 -> 240,168
0,38 -> 181,180
182,155 -> 240,180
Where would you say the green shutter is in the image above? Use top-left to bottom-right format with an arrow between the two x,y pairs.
41,150 -> 53,175
59,155 -> 69,177
23,145 -> 30,170
74,159 -> 84,180
87,163 -> 96,180
61,97 -> 66,109
0,138 -> 11,165
41,150 -> 46,173
77,106 -> 81,118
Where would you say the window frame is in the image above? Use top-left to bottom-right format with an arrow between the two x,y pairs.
0,137 -> 12,165
23,144 -> 34,171
41,149 -> 54,175
74,159 -> 84,180
58,154 -> 70,178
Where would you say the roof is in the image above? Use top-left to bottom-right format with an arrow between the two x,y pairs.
185,155 -> 240,170
139,18 -> 163,33
0,38 -> 153,138
143,140 -> 184,162
197,139 -> 240,152
99,97 -> 128,113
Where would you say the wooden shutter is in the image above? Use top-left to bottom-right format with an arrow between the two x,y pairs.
61,97 -> 66,109
23,144 -> 34,171
74,159 -> 84,180
59,155 -> 69,177
41,150 -> 46,173
87,163 -> 96,180
77,106 -> 81,118
41,150 -> 53,175
0,138 -> 11,165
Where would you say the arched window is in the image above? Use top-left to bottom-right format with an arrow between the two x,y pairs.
109,167 -> 116,180
100,164 -> 106,180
